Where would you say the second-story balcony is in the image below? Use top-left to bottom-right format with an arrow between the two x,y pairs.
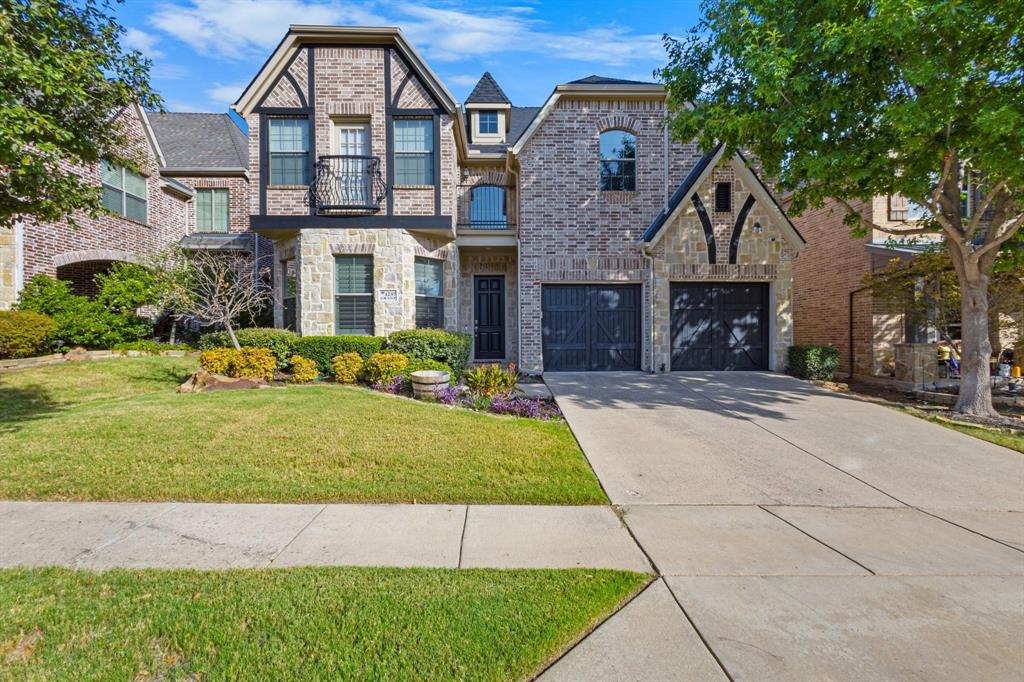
308,155 -> 387,214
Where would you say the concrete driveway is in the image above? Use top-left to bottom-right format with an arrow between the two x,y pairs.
542,372 -> 1024,682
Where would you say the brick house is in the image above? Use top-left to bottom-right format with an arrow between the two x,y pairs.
234,25 -> 805,373
790,196 -> 1022,379
0,106 -> 254,307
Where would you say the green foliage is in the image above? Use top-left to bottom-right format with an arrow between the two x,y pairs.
198,327 -> 297,367
16,275 -> 79,317
0,310 -> 56,359
403,358 -> 452,379
331,352 -> 364,384
111,340 -> 193,354
387,329 -> 472,377
787,345 -> 840,381
288,355 -> 319,384
293,336 -> 387,374
199,347 -> 275,380
364,352 -> 409,384
94,262 -> 162,312
0,0 -> 162,229
464,363 -> 519,398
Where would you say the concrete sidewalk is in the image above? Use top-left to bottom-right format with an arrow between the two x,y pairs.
0,501 -> 651,572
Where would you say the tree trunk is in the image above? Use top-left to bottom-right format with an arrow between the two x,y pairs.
954,275 -> 997,417
225,321 -> 241,350
169,318 -> 177,345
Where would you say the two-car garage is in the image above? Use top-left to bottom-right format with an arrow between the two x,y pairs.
541,282 -> 769,372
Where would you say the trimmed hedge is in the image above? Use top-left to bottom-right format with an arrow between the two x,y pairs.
387,329 -> 472,377
788,344 -> 839,381
293,336 -> 387,374
198,328 -> 297,367
403,357 -> 452,378
199,347 -> 275,380
0,310 -> 56,359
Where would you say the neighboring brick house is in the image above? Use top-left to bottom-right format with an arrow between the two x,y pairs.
234,25 -> 805,373
790,195 -> 1021,379
0,106 -> 256,307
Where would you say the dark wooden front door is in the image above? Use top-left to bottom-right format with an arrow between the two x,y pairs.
670,283 -> 769,370
474,276 -> 505,360
542,284 -> 642,371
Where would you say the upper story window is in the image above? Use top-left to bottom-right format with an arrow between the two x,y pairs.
478,111 -> 498,135
269,118 -> 309,185
415,257 -> 444,329
101,160 -> 147,223
394,119 -> 434,185
195,188 -> 229,232
470,185 -> 507,229
599,130 -> 636,192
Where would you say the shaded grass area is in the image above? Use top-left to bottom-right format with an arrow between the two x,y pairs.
0,567 -> 648,680
0,358 -> 606,504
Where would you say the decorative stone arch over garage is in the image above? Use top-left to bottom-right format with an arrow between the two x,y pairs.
53,249 -> 142,298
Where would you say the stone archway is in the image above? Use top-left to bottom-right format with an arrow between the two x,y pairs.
53,249 -> 139,298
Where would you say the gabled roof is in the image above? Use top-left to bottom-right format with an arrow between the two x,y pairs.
466,72 -> 511,104
567,75 -> 658,86
641,144 -> 723,242
149,112 -> 248,171
465,106 -> 542,154
234,26 -> 457,116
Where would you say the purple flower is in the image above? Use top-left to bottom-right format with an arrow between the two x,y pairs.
489,396 -> 561,420
372,375 -> 406,394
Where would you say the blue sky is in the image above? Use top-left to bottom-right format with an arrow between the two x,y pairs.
116,0 -> 702,117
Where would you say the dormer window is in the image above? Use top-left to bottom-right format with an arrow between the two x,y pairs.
478,111 -> 498,135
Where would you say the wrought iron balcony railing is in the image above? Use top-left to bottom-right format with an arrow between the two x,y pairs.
308,155 -> 387,213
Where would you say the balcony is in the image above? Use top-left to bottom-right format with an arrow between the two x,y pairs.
308,155 -> 387,214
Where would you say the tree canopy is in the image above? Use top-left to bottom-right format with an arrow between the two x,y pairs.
0,0 -> 161,229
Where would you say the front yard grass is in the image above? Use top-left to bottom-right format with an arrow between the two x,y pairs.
0,357 -> 606,504
0,566 -> 647,680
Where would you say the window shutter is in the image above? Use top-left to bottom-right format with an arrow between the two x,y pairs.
715,182 -> 732,212
888,194 -> 908,221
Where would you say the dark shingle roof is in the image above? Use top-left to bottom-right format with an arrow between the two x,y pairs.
567,75 -> 658,86
466,106 -> 542,154
149,112 -> 248,169
179,233 -> 253,252
466,72 -> 511,104
641,144 -> 723,242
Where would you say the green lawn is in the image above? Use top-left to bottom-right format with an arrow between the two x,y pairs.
0,357 -> 606,504
0,566 -> 647,680
928,416 -> 1024,453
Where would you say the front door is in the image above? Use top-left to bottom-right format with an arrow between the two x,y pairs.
474,276 -> 505,360
334,124 -> 370,205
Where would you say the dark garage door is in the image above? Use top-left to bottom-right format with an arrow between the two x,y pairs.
671,283 -> 769,371
542,284 -> 641,371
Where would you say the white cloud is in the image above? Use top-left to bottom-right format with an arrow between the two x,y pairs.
122,27 -> 165,58
445,74 -> 483,88
151,63 -> 190,80
205,81 -> 250,107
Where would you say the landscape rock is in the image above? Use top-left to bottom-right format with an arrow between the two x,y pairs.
64,347 -> 91,362
178,369 -> 264,393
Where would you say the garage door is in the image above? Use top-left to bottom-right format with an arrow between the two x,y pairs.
671,283 -> 768,371
542,284 -> 641,371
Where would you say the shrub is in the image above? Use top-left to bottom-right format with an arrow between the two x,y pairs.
16,275 -> 79,317
198,327 -> 297,367
403,357 -> 452,378
372,375 -> 406,395
464,363 -> 519,398
288,354 -> 319,384
112,340 -> 194,354
199,347 -> 275,380
199,348 -> 236,375
293,335 -> 387,373
386,329 -> 472,377
788,344 -> 840,381
364,352 -> 409,384
0,310 -> 56,359
94,262 -> 163,312
331,352 -> 364,384
489,396 -> 562,420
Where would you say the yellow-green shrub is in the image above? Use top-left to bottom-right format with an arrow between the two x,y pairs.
0,310 -> 55,359
289,354 -> 318,383
199,347 -> 275,380
199,348 -> 236,375
364,352 -> 408,384
464,363 -> 519,398
332,352 -> 364,383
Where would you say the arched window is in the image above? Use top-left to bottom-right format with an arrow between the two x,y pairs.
599,130 -> 636,191
470,185 -> 507,229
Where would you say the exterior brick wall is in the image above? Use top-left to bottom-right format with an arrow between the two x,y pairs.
169,175 -> 249,233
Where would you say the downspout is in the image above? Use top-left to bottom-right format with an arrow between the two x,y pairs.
508,162 -> 522,370
663,124 -> 670,212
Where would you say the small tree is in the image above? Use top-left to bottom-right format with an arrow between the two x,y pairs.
0,0 -> 161,228
159,248 -> 274,350
660,0 -> 1024,417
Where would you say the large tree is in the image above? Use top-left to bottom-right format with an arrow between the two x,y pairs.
660,0 -> 1023,417
0,0 -> 161,229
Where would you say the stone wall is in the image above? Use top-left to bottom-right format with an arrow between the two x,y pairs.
459,251 -> 518,363
0,224 -> 16,309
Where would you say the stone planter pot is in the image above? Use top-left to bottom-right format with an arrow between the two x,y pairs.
411,370 -> 450,399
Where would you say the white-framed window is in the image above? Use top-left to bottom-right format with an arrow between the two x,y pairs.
478,110 -> 498,135
394,119 -> 434,185
599,130 -> 636,191
415,257 -> 444,329
195,188 -> 229,232
101,160 -> 147,222
335,255 -> 374,335
269,118 -> 309,185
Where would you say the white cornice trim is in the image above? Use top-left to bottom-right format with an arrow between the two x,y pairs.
509,92 -> 561,156
135,105 -> 166,168
645,145 -> 725,248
